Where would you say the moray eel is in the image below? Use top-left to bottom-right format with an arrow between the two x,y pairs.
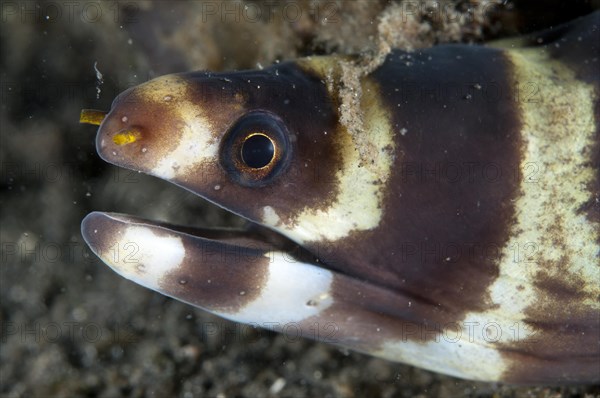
80,12 -> 599,384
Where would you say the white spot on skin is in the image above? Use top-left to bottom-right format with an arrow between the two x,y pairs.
94,219 -> 186,291
152,114 -> 218,179
262,206 -> 281,226
214,252 -> 334,324
124,75 -> 219,181
262,76 -> 395,244
375,333 -> 506,381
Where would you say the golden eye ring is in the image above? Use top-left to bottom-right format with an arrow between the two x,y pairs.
240,132 -> 277,170
220,111 -> 292,187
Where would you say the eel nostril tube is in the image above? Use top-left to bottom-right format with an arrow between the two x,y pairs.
79,109 -> 108,126
112,128 -> 142,146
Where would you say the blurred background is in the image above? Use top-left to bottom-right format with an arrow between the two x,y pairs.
1,1 -> 599,396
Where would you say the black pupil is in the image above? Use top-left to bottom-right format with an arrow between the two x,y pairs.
241,134 -> 274,169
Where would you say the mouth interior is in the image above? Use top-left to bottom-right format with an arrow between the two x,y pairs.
135,215 -> 321,265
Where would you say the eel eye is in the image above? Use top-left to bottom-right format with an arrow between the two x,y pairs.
220,111 -> 292,187
241,133 -> 275,169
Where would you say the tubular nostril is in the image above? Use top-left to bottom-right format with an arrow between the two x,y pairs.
80,109 -> 107,125
112,128 -> 142,146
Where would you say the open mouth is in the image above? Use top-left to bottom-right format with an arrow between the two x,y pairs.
79,108 -> 333,322
81,210 -> 319,277
80,208 -> 335,324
